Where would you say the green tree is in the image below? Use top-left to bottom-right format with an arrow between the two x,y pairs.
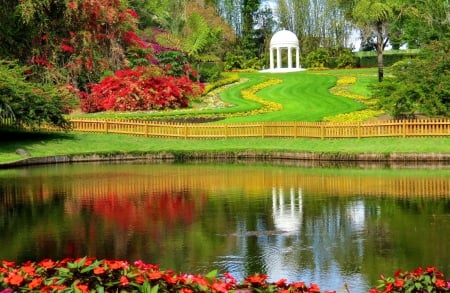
389,0 -> 450,48
0,60 -> 75,129
373,39 -> 450,118
276,0 -> 352,56
352,0 -> 394,82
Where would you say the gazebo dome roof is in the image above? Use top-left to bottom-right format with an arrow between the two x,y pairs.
270,29 -> 299,47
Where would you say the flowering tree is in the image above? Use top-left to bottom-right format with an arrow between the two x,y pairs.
8,0 -> 140,90
0,0 -> 205,116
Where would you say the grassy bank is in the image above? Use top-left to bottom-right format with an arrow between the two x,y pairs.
2,130 -> 450,164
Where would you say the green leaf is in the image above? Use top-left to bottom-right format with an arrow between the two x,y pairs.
205,269 -> 218,279
96,285 -> 105,293
139,280 -> 152,293
80,260 -> 100,274
150,284 -> 159,293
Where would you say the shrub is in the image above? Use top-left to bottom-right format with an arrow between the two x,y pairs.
0,60 -> 76,129
0,257 -> 324,293
336,50 -> 356,68
370,266 -> 450,293
373,40 -> 450,118
78,66 -> 204,113
305,48 -> 330,69
1,259 -> 448,293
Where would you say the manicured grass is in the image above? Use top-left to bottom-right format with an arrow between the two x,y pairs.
67,68 -> 378,122
2,129 -> 450,164
220,71 -> 366,122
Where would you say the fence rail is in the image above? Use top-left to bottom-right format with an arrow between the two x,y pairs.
65,118 -> 450,139
2,118 -> 450,139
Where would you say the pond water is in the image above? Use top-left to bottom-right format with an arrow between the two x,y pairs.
1,162 -> 450,292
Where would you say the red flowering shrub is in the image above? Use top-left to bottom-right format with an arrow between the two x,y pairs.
1,259 -> 448,293
370,266 -> 450,293
0,257 -> 324,293
79,66 -> 204,113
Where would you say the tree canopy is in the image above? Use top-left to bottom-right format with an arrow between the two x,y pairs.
374,39 -> 450,118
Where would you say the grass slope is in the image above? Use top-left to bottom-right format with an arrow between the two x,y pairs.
220,71 -> 365,122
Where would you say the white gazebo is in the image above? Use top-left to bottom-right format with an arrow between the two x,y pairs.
261,29 -> 305,73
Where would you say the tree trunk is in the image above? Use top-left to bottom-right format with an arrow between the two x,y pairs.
376,21 -> 384,82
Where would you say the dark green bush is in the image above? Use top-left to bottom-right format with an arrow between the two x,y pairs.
305,48 -> 330,68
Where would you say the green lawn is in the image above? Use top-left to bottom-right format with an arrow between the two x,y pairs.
67,68 -> 378,122
219,71 -> 366,122
2,129 -> 450,164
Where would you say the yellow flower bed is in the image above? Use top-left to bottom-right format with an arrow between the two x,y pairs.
336,76 -> 357,86
326,76 -> 384,122
240,78 -> 284,115
323,109 -> 385,123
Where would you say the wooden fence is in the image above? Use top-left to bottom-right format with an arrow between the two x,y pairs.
67,118 -> 450,139
2,118 -> 450,139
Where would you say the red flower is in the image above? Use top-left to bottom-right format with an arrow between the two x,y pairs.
28,278 -> 43,290
291,281 -> 306,289
413,267 -> 423,277
148,271 -> 163,280
5,273 -> 24,286
246,274 -> 268,285
394,278 -> 404,288
38,259 -> 55,269
2,260 -> 15,268
223,272 -> 236,284
75,283 -> 89,293
93,266 -> 105,275
275,278 -> 287,288
68,1 -> 77,9
309,283 -> 321,292
120,275 -> 129,286
180,288 -> 193,293
393,269 -> 402,278
435,278 -> 446,288
22,264 -> 35,276
106,260 -> 128,270
136,275 -> 145,284
211,281 -> 228,293
126,9 -> 139,19
383,283 -> 393,293
61,44 -> 75,54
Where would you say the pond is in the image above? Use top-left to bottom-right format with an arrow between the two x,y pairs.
1,161 -> 450,292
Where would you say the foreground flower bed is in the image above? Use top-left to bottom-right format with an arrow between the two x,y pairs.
1,258 -> 449,293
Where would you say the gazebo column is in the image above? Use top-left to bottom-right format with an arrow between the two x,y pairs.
276,47 -> 281,69
270,47 -> 274,70
287,46 -> 293,69
296,47 -> 300,69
